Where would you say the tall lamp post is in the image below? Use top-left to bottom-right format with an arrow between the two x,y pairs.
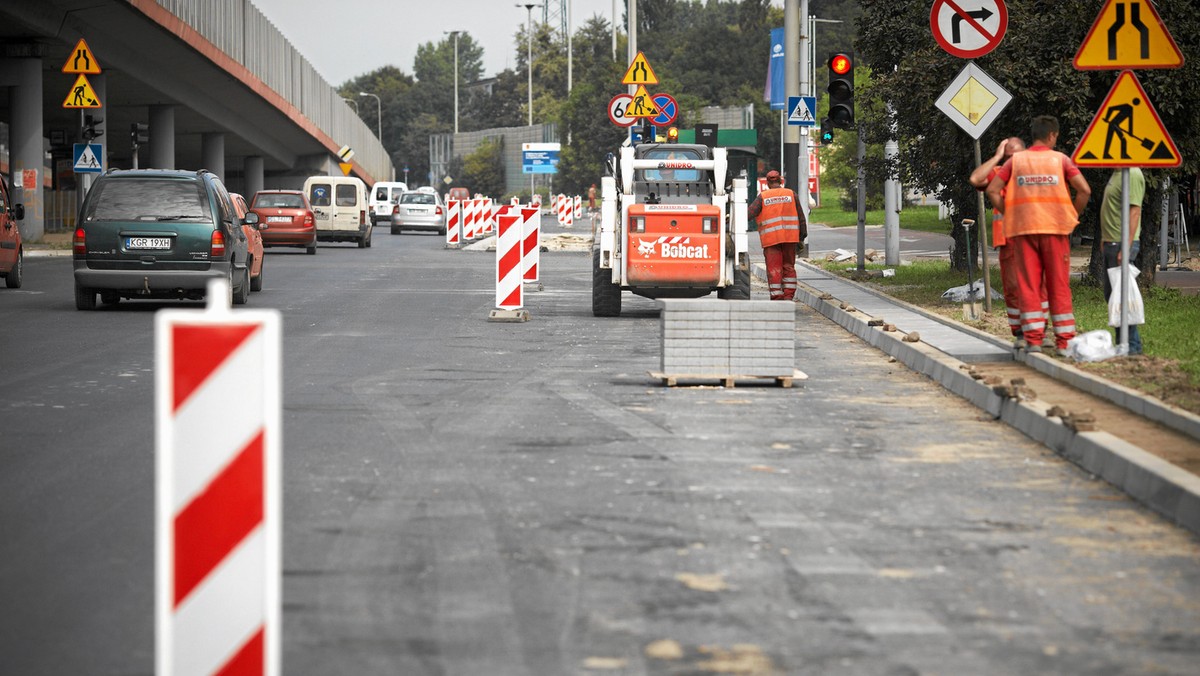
358,91 -> 382,141
516,3 -> 542,127
443,31 -> 462,134
341,97 -> 359,113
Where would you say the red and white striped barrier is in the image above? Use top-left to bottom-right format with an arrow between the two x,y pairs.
531,193 -> 542,212
521,206 -> 540,283
156,277 -> 281,676
463,198 -> 477,240
555,194 -> 568,225
495,208 -> 523,310
483,198 -> 496,236
573,195 -> 582,219
445,199 -> 461,247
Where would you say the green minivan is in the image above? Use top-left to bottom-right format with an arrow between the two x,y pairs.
73,169 -> 256,310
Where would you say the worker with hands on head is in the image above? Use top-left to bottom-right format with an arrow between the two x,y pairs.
985,115 -> 1091,354
970,136 -> 1047,349
747,170 -> 807,300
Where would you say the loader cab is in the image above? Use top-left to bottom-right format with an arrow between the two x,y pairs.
632,143 -> 713,205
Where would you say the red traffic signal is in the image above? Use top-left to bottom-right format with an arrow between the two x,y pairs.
829,53 -> 852,75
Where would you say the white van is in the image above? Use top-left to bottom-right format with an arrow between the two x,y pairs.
368,181 -> 409,226
303,175 -> 372,248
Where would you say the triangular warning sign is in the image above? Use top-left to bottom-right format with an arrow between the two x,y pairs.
789,98 -> 815,124
621,51 -> 659,86
1072,71 -> 1180,168
625,85 -> 660,119
1074,0 -> 1184,70
339,162 -> 354,176
62,74 -> 102,109
62,38 -> 102,74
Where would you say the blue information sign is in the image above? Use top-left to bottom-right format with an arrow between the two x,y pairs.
522,143 -> 561,175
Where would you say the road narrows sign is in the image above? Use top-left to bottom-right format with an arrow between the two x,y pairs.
621,51 -> 659,86
62,38 -> 101,74
930,0 -> 1008,59
1074,0 -> 1183,70
1071,70 -> 1180,168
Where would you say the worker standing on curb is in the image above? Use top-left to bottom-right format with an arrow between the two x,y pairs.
747,170 -> 807,300
986,115 -> 1091,354
970,136 -> 1049,350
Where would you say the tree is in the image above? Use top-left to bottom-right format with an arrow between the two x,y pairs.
459,137 -> 506,198
557,18 -> 627,194
857,0 -> 1200,284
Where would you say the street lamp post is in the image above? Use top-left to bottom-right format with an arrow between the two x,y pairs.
341,97 -> 359,113
358,91 -> 382,141
443,31 -> 462,134
517,4 -> 542,127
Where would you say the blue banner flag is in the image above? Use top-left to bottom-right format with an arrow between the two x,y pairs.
766,27 -> 786,111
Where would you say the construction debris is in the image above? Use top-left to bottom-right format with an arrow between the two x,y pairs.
903,331 -> 921,343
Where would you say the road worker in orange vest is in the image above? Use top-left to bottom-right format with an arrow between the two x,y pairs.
986,116 -> 1091,354
747,170 -> 807,300
971,136 -> 1048,350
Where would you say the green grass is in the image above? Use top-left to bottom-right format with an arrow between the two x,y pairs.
817,258 -> 1200,384
809,186 -> 949,234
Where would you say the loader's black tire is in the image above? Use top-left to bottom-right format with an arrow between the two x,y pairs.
591,247 -> 622,317
718,265 -> 751,300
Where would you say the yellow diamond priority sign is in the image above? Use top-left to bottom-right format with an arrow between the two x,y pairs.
1074,0 -> 1183,70
1072,70 -> 1180,168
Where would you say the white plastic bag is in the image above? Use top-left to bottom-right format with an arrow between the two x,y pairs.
940,279 -> 1003,302
1106,265 -> 1145,327
1063,329 -> 1119,362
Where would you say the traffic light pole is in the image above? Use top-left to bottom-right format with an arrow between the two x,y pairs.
783,0 -> 800,199
797,0 -> 810,217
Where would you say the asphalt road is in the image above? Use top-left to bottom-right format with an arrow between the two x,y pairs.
2,221 -> 1198,675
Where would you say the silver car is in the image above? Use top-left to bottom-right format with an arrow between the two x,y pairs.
390,190 -> 446,235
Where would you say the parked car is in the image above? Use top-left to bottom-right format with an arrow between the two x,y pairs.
249,190 -> 317,255
231,192 -> 265,292
391,189 -> 447,235
0,173 -> 25,289
73,169 -> 254,309
303,175 -> 371,248
369,181 -> 408,226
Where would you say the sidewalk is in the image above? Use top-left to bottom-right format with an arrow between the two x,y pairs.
747,231 -> 1200,536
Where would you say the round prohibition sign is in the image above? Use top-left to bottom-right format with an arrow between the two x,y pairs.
650,93 -> 678,126
608,93 -> 636,127
930,0 -> 1008,59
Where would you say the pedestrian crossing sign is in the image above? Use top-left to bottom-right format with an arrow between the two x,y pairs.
1072,70 -> 1180,168
787,96 -> 817,126
73,143 -> 104,173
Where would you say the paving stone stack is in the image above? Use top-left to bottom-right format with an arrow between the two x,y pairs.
658,299 -> 795,376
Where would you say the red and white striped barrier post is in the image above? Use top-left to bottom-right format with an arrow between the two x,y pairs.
483,198 -> 496,236
445,199 -> 461,248
156,277 -> 281,676
555,194 -> 568,225
531,193 -> 542,213
521,206 -> 540,283
463,198 -> 477,240
573,195 -> 582,219
563,201 -> 573,228
511,196 -> 520,206
488,209 -> 528,321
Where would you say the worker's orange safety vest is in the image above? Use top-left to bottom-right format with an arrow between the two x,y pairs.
1003,150 -> 1078,237
757,188 -> 802,247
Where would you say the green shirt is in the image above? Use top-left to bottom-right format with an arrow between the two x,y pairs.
1100,168 -> 1144,243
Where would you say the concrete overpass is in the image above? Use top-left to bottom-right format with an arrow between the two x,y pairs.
0,0 -> 393,240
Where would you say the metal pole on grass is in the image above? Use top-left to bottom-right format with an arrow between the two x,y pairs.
974,139 -> 992,312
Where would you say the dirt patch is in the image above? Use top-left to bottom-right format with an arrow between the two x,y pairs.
975,362 -> 1200,476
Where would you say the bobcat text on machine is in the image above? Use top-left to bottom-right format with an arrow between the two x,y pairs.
592,136 -> 750,317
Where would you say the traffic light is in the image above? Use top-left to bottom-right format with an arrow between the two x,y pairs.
820,118 -> 834,144
131,122 -> 149,146
827,52 -> 854,129
83,114 -> 103,141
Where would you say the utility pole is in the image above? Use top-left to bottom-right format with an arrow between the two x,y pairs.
444,31 -> 462,134
783,0 -> 799,195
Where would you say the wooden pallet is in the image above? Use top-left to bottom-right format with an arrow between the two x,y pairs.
648,370 -> 808,388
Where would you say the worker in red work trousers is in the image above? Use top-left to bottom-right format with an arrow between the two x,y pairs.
970,136 -> 1049,350
748,170 -> 807,300
986,116 -> 1091,354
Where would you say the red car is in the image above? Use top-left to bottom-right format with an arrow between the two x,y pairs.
231,193 -> 265,292
0,173 -> 25,289
250,190 -> 317,255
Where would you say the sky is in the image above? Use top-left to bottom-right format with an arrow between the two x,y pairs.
249,0 -> 629,86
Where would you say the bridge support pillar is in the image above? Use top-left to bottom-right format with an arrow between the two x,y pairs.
1,57 -> 45,241
244,156 -> 264,197
201,132 -> 225,182
149,105 -> 175,169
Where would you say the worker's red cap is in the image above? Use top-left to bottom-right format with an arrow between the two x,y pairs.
765,170 -> 781,181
